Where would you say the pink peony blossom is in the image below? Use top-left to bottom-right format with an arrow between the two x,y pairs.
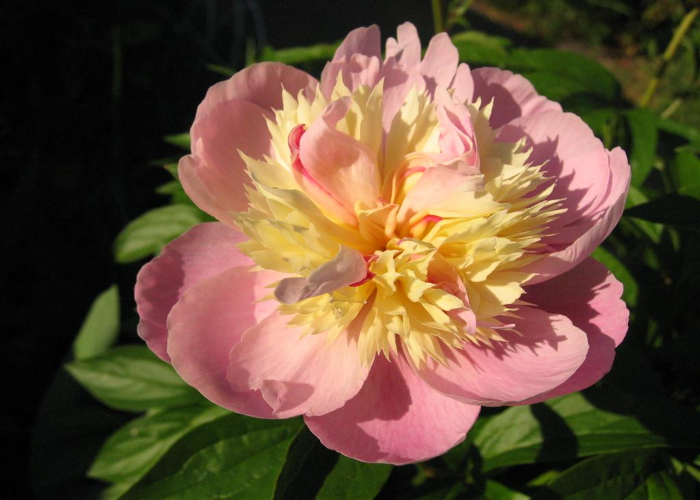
135,23 -> 630,464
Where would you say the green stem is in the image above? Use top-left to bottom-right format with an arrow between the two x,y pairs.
640,7 -> 699,107
431,0 -> 444,34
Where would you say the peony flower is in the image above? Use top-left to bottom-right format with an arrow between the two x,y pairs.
135,23 -> 630,464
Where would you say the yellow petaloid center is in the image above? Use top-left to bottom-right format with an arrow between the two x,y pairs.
233,76 -> 563,369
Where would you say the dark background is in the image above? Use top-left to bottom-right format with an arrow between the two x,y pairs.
0,0 -> 439,497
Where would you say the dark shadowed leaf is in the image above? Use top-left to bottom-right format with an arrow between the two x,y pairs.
260,42 -> 340,65
532,450 -> 683,499
65,345 -> 201,412
316,456 -> 393,500
73,285 -> 120,360
273,427 -> 338,500
669,151 -> 700,199
473,384 -> 700,472
592,247 -> 638,306
623,108 -> 658,187
120,415 -> 303,500
625,193 -> 700,229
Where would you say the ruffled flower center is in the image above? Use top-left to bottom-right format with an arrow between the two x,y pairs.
233,75 -> 564,368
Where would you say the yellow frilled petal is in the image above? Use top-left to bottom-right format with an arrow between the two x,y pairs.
230,74 -> 565,367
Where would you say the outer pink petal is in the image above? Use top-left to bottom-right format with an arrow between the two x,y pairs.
450,63 -> 475,104
178,155 -> 237,228
524,147 -> 630,283
417,307 -> 589,406
227,312 -> 370,418
187,99 -> 273,214
320,54 -> 381,98
471,67 -> 562,128
298,98 -> 381,222
305,352 -> 480,464
135,222 -> 251,361
518,258 -> 629,404
195,62 -> 318,120
166,264 -> 282,418
331,25 -> 381,62
420,33 -> 459,94
385,22 -> 421,69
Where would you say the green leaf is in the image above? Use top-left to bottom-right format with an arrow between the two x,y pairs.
623,108 -> 658,187
163,133 -> 190,151
625,193 -> 700,229
260,43 -> 340,66
484,480 -> 531,500
656,117 -> 700,144
451,31 -> 511,67
624,186 -> 663,243
316,456 -> 392,500
592,247 -> 638,306
114,205 -> 206,263
73,285 -> 120,360
155,180 -> 196,206
669,150 -> 700,198
532,450 -> 683,500
120,415 -> 304,500
89,405 -> 227,487
65,345 -> 201,412
473,386 -> 700,472
506,49 -> 620,101
273,427 -> 337,500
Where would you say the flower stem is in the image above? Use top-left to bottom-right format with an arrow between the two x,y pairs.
431,0 -> 445,34
640,7 -> 699,108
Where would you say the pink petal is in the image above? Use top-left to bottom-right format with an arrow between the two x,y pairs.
471,67 -> 562,128
195,62 -> 318,120
417,307 -> 589,405
297,99 -> 381,223
305,352 -> 481,464
178,155 -> 237,228
227,311 -> 370,418
523,147 -> 631,284
435,87 -> 479,162
135,222 -> 251,361
385,22 -> 421,69
397,162 -> 482,223
451,63 -> 475,104
188,99 -> 274,214
166,264 -> 281,418
331,25 -> 381,62
320,54 -> 381,98
517,258 -> 629,404
274,246 -> 368,304
420,33 -> 459,94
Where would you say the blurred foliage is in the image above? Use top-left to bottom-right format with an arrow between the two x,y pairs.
29,1 -> 700,499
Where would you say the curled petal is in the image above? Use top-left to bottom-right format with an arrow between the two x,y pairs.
195,62 -> 318,120
166,264 -> 282,418
297,98 -> 381,223
472,67 -> 562,128
228,311 -> 370,418
385,22 -> 421,69
188,99 -> 274,214
519,258 -> 629,404
135,223 -> 251,361
417,307 -> 589,405
305,352 -> 480,464
274,246 -> 368,304
420,32 -> 459,94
